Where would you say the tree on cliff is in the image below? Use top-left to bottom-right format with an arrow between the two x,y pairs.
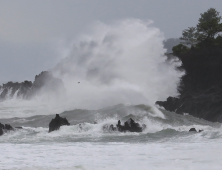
173,8 -> 222,55
197,8 -> 222,41
180,27 -> 199,46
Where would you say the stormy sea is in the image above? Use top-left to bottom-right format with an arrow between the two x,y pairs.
0,20 -> 221,170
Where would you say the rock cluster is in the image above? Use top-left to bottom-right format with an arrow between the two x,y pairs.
103,118 -> 146,132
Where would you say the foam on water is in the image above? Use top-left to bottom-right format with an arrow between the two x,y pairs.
0,104 -> 220,144
0,104 -> 221,169
1,141 -> 222,170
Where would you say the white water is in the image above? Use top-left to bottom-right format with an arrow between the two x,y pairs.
0,104 -> 221,170
1,141 -> 222,170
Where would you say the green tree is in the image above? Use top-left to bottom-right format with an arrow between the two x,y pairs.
180,27 -> 199,46
197,8 -> 222,41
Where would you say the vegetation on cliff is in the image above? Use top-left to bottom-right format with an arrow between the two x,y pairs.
157,8 -> 222,122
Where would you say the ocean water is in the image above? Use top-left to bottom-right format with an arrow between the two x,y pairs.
0,103 -> 221,170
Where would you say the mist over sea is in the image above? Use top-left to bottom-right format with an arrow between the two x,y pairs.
0,19 -> 221,170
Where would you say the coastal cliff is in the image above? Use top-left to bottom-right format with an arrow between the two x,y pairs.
157,37 -> 222,123
0,71 -> 65,101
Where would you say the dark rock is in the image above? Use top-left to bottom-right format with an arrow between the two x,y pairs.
156,97 -> 180,113
189,128 -> 203,132
189,128 -> 197,132
156,89 -> 222,122
0,123 -> 4,136
5,124 -> 14,131
117,118 -> 144,132
15,127 -> 23,129
0,128 -> 3,136
49,114 -> 70,133
0,122 -> 14,136
103,118 -> 146,133
0,123 -> 4,129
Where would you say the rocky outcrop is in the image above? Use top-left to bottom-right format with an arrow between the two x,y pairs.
116,118 -> 145,132
48,114 -> 70,133
0,123 -> 14,136
156,87 -> 222,123
103,118 -> 146,132
0,81 -> 32,100
0,71 -> 65,101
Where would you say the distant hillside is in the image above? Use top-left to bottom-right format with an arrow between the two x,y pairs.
163,38 -> 180,53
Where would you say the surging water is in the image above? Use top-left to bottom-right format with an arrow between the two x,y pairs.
0,104 -> 221,170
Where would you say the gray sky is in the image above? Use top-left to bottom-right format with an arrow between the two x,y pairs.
1,0 -> 222,83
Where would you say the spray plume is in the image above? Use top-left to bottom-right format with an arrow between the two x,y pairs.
52,19 -> 182,110
0,19 -> 183,118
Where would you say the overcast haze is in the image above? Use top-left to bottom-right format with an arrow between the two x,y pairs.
1,0 -> 222,83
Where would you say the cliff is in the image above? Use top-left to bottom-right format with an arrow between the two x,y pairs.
156,38 -> 222,123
